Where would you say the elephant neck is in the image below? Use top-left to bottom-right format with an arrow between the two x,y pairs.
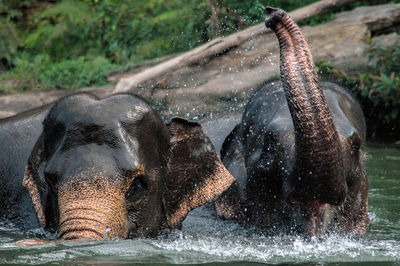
267,9 -> 346,205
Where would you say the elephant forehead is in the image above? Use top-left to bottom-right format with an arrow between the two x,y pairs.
50,144 -> 140,173
59,103 -> 148,125
57,168 -> 130,190
48,93 -> 154,126
59,170 -> 119,189
45,95 -> 164,148
55,163 -> 149,195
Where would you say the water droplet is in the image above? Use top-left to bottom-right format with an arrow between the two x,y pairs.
104,227 -> 113,240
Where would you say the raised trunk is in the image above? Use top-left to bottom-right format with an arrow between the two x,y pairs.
265,7 -> 346,205
58,184 -> 128,240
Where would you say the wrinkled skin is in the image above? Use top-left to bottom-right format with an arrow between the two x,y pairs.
215,7 -> 369,236
0,93 -> 234,240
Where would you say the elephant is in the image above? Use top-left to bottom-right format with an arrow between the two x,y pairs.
0,92 -> 235,240
214,7 -> 369,236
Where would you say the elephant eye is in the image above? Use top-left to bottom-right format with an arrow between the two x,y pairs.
126,176 -> 148,201
44,122 -> 66,158
44,172 -> 59,188
350,139 -> 361,156
349,133 -> 362,157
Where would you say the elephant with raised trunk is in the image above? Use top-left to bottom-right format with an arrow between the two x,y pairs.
215,7 -> 369,236
0,93 -> 234,240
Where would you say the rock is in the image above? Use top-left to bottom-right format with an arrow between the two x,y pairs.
334,4 -> 400,34
0,85 -> 112,119
0,110 -> 16,117
373,32 -> 400,48
0,91 -> 65,115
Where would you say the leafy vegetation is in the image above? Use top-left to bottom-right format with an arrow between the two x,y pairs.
316,42 -> 400,141
2,0 -> 322,93
347,43 -> 400,141
0,54 -> 115,93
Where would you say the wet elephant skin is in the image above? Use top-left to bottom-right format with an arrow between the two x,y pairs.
0,93 -> 234,240
215,8 -> 369,236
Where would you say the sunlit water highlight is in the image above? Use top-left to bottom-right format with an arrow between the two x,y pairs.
0,145 -> 399,265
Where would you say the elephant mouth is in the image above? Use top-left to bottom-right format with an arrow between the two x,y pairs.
58,206 -> 125,240
59,217 -> 107,240
60,228 -> 104,240
294,200 -> 333,236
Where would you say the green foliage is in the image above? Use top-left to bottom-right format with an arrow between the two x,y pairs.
196,0 -> 319,39
319,42 -> 400,141
40,56 -> 115,90
353,44 -> 400,126
315,60 -> 338,77
0,54 -> 116,93
24,1 -> 96,60
0,2 -> 20,69
0,21 -> 19,69
0,0 -> 324,92
9,0 -> 323,65
299,12 -> 336,26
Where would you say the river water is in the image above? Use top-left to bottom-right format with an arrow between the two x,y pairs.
0,144 -> 399,265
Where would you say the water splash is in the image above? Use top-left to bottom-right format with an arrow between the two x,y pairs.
104,227 -> 113,240
0,208 -> 399,265
0,146 -> 399,265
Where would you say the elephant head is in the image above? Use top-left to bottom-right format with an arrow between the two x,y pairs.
216,7 -> 369,236
22,93 -> 234,240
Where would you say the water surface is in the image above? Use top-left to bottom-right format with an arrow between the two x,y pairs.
0,144 -> 399,265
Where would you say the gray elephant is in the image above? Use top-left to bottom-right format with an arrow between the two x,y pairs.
214,7 -> 369,236
0,93 -> 234,240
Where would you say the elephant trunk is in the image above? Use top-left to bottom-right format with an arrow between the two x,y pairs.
58,180 -> 128,240
265,7 -> 346,205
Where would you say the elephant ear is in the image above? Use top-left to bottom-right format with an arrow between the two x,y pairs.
163,118 -> 235,228
215,124 -> 247,221
22,133 -> 47,227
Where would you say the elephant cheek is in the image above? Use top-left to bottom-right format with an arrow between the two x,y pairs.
57,182 -> 128,240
